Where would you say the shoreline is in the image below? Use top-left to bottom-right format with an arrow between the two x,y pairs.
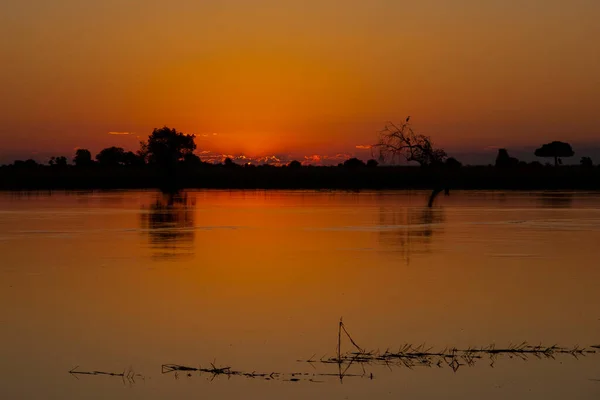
1,165 -> 599,191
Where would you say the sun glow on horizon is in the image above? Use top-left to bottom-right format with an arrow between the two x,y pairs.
1,0 -> 599,163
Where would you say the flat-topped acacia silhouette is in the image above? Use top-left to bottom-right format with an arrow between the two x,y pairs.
534,141 -> 574,166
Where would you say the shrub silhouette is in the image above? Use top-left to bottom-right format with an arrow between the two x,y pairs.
366,159 -> 379,168
224,157 -> 237,168
495,149 -> 519,168
580,156 -> 593,168
445,157 -> 462,169
49,156 -> 68,167
343,158 -> 366,168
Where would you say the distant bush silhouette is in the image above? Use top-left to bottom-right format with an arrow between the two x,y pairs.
123,151 -> 145,166
445,157 -> 462,169
343,158 -> 366,168
73,149 -> 93,167
366,159 -> 379,168
529,161 -> 543,168
12,159 -> 39,169
373,117 -> 446,166
534,141 -> 574,166
96,147 -> 127,166
495,149 -> 519,168
223,157 -> 237,168
181,153 -> 203,168
49,156 -> 68,167
580,156 -> 593,168
4,123 -> 600,192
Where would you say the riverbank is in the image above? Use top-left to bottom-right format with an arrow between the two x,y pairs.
1,165 -> 599,190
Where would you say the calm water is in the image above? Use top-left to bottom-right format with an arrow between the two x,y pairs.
1,190 -> 600,399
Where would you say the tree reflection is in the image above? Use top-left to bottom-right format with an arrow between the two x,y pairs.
378,207 -> 445,264
535,192 -> 574,208
140,191 -> 195,260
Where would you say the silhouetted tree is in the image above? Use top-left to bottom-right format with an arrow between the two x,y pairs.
343,157 -> 366,168
144,126 -> 196,170
13,159 -> 39,168
495,149 -> 519,168
123,151 -> 145,166
366,159 -> 379,168
529,161 -> 543,168
534,141 -> 574,166
73,149 -> 93,166
96,146 -> 126,166
288,160 -> 302,169
181,153 -> 203,168
373,117 -> 446,166
223,157 -> 236,168
445,157 -> 462,169
580,156 -> 593,168
49,156 -> 68,167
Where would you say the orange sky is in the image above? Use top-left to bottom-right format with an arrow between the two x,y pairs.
1,0 -> 599,164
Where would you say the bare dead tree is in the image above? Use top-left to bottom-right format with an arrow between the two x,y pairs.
372,117 -> 447,166
372,117 -> 451,207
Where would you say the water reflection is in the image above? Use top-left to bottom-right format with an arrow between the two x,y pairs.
535,192 -> 574,208
140,191 -> 196,260
378,207 -> 445,263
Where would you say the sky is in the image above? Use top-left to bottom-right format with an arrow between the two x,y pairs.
1,0 -> 599,165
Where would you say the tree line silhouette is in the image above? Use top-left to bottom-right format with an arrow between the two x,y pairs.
0,122 -> 598,191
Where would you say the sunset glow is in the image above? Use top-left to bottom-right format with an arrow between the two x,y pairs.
1,0 -> 599,164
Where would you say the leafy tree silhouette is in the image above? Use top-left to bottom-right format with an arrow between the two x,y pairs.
96,147 -> 126,167
143,126 -> 196,171
73,149 -> 93,167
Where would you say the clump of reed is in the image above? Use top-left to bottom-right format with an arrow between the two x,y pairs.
68,366 -> 142,383
299,318 -> 596,374
69,318 -> 599,384
160,361 -> 364,383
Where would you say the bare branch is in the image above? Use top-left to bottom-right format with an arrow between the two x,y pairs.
372,118 -> 446,166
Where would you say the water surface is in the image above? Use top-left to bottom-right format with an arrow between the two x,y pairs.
1,190 -> 599,399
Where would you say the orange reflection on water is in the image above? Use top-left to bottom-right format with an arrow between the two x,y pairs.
1,190 -> 600,399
